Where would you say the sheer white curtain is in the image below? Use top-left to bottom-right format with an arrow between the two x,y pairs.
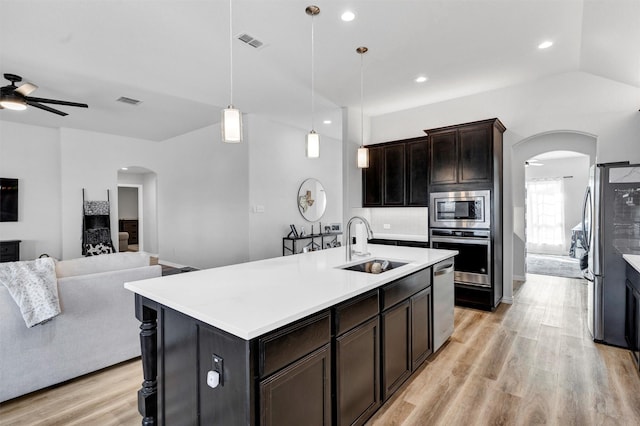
526,177 -> 565,254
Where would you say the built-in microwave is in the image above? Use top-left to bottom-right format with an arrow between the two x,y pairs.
429,190 -> 490,229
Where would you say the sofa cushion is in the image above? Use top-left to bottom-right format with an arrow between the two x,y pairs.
55,252 -> 151,278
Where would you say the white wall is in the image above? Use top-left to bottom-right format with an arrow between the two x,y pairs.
248,114 -> 343,260
0,121 -> 62,259
4,113 -> 342,268
525,155 -> 591,255
142,172 -> 158,254
157,123 -> 250,269
367,71 -> 640,302
59,128 -> 159,259
118,187 -> 138,219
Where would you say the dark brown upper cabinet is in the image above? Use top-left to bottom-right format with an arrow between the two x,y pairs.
426,118 -> 505,187
406,139 -> 429,206
383,144 -> 406,206
362,137 -> 428,207
362,146 -> 383,207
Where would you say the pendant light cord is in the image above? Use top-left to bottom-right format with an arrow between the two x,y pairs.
311,12 -> 315,131
229,0 -> 233,107
360,52 -> 364,146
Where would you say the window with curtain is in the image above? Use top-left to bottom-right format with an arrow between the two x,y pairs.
526,177 -> 565,254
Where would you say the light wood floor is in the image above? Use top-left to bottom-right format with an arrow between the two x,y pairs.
368,274 -> 640,425
1,274 -> 639,425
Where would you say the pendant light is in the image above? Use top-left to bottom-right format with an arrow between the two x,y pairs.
357,46 -> 369,168
222,0 -> 242,143
305,5 -> 320,158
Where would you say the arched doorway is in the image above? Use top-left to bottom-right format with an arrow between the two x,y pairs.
512,131 -> 596,283
117,166 -> 158,255
524,150 -> 590,278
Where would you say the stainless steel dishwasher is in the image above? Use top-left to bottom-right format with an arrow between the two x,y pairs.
433,259 -> 455,352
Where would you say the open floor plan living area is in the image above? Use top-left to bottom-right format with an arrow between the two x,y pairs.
1,0 -> 640,424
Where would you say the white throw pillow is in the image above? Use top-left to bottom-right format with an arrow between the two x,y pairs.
55,252 -> 150,278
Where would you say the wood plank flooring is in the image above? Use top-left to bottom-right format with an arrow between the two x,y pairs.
1,274 -> 639,425
367,274 -> 640,426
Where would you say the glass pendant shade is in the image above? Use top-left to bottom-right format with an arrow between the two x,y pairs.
221,106 -> 242,143
357,146 -> 370,168
306,130 -> 320,158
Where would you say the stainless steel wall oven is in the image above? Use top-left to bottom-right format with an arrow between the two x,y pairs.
430,229 -> 491,288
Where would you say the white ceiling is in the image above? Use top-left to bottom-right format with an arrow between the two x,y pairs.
1,0 -> 639,142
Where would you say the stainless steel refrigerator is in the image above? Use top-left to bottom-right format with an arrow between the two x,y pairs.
582,163 -> 640,347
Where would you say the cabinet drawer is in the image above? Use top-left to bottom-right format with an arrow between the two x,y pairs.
0,241 -> 20,262
335,290 -> 379,335
259,310 -> 331,378
381,268 -> 431,311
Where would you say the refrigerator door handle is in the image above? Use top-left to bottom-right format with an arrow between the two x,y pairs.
581,186 -> 591,252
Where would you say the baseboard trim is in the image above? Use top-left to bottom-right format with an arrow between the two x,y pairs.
513,275 -> 526,282
502,297 -> 514,304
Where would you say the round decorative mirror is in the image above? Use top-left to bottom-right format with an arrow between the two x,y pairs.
297,178 -> 327,222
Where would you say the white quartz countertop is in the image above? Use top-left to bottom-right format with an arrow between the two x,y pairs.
623,254 -> 640,273
125,245 -> 456,340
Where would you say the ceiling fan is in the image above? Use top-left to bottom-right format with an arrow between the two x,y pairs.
0,73 -> 88,116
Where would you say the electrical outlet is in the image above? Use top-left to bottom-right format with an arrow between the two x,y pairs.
383,224 -> 391,229
212,354 -> 224,386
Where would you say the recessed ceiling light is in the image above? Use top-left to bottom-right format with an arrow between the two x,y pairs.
341,11 -> 355,22
538,40 -> 553,49
121,167 -> 128,171
323,120 -> 332,124
415,76 -> 428,83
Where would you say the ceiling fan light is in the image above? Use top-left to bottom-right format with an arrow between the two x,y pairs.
357,146 -> 370,168
0,95 -> 27,111
306,130 -> 320,158
221,107 -> 243,143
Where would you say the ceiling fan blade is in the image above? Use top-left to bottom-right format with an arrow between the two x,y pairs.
26,100 -> 68,116
15,82 -> 38,96
25,96 -> 88,108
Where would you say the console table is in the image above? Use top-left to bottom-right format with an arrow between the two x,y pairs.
0,240 -> 21,262
282,232 -> 342,256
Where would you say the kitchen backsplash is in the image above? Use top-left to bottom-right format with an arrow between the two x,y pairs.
350,207 -> 429,239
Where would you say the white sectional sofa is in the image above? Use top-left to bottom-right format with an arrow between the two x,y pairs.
0,252 -> 162,402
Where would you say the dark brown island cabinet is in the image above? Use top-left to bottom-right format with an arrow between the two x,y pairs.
626,262 -> 640,371
134,266 -> 434,425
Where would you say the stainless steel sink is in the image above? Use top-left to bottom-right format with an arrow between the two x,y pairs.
340,259 -> 407,274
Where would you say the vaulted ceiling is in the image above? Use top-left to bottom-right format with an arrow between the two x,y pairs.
1,0 -> 638,141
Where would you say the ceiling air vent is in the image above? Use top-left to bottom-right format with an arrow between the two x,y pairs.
116,96 -> 142,106
237,33 -> 264,49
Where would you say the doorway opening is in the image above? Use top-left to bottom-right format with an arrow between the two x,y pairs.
117,167 -> 158,256
117,185 -> 142,252
524,151 -> 590,278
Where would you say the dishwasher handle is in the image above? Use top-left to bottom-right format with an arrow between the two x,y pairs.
434,263 -> 454,276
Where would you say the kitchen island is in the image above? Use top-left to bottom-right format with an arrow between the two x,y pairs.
125,244 -> 456,425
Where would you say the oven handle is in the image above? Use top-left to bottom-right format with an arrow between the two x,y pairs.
431,237 -> 490,246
